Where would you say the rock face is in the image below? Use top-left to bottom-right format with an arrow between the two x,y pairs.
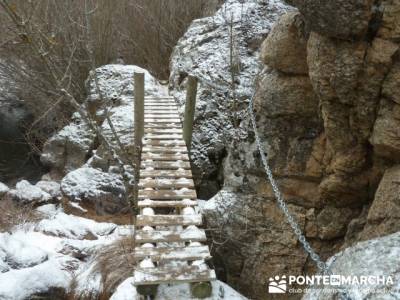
174,0 -> 400,299
260,11 -> 308,74
303,232 -> 400,300
170,0 -> 291,199
359,165 -> 400,241
284,0 -> 374,39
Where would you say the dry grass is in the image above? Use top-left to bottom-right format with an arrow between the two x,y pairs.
67,237 -> 137,300
0,196 -> 41,232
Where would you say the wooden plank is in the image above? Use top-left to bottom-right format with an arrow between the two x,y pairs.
138,199 -> 197,208
134,246 -> 211,262
140,169 -> 192,178
136,214 -> 202,226
145,103 -> 177,106
144,97 -> 175,102
141,153 -> 189,161
139,177 -> 193,188
138,189 -> 196,200
144,118 -> 181,123
134,265 -> 216,285
145,110 -> 179,114
144,134 -> 183,140
135,227 -> 206,243
141,160 -> 191,170
144,128 -> 183,134
142,146 -> 188,153
142,139 -> 186,146
145,103 -> 176,107
145,123 -> 182,129
144,114 -> 180,119
144,96 -> 174,99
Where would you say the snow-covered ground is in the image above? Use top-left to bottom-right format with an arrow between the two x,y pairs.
0,203 -> 246,300
0,203 -> 131,299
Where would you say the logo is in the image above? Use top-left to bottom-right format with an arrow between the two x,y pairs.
268,275 -> 287,293
267,274 -> 394,295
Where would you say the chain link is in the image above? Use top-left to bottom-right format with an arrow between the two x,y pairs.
247,89 -> 352,300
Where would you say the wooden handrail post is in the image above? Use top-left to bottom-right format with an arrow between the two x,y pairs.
183,75 -> 198,150
133,72 -> 144,213
134,72 -> 145,148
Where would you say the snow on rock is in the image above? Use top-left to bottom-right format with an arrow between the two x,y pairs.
170,0 -> 290,198
8,180 -> 52,204
35,180 -> 61,199
42,64 -> 167,175
0,182 -> 9,197
303,231 -> 400,300
0,256 -> 73,300
0,203 -> 131,300
86,64 -> 168,105
40,112 -> 95,173
0,233 -> 48,269
110,278 -> 248,300
36,204 -> 116,239
61,167 -> 126,214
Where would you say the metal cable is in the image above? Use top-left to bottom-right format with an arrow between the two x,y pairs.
247,82 -> 353,300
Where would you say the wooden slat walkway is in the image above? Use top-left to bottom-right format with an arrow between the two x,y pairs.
133,95 -> 216,288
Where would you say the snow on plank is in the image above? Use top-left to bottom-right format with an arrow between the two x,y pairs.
145,110 -> 180,114
144,96 -> 174,99
145,103 -> 177,106
142,139 -> 186,146
134,265 -> 216,285
138,177 -> 194,189
142,146 -> 188,153
135,226 -> 206,243
134,246 -> 211,262
140,169 -> 192,178
144,128 -> 183,134
144,134 -> 183,140
144,114 -> 180,118
144,118 -> 181,123
138,189 -> 196,200
138,199 -> 198,208
136,214 -> 202,226
144,123 -> 182,129
141,153 -> 189,161
140,160 -> 191,170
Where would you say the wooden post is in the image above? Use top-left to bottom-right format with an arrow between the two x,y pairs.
133,72 -> 144,213
134,72 -> 145,148
183,76 -> 198,150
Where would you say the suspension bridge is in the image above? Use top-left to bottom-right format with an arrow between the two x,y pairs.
131,74 -> 216,298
